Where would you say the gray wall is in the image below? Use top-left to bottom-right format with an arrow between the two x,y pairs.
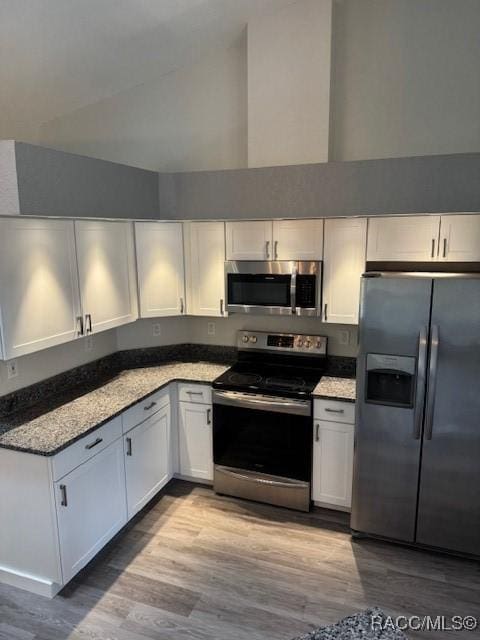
158,153 -> 480,220
16,142 -> 159,218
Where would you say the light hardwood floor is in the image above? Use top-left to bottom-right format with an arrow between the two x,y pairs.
1,480 -> 479,640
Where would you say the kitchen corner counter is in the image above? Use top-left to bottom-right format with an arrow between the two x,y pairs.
313,376 -> 356,403
0,362 -> 229,457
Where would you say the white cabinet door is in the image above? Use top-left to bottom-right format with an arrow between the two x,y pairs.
55,438 -> 127,584
439,214 -> 480,262
0,218 -> 82,360
272,219 -> 324,260
367,216 -> 441,262
312,420 -> 354,508
136,222 -> 186,317
225,221 -> 272,260
75,220 -> 138,334
179,402 -> 213,481
185,222 -> 226,317
322,218 -> 367,325
124,403 -> 170,519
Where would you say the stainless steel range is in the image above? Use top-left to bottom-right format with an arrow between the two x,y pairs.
212,330 -> 327,511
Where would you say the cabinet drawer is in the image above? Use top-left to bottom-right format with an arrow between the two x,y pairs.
314,399 -> 355,424
178,383 -> 212,405
52,416 -> 123,481
122,387 -> 170,434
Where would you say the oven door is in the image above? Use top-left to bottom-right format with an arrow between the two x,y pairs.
212,391 -> 312,482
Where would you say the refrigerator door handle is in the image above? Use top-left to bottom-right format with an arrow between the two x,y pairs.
414,326 -> 428,439
424,325 -> 440,440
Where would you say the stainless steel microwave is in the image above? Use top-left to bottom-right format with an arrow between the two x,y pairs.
225,261 -> 322,316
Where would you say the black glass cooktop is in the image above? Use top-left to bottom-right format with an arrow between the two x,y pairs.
213,361 -> 325,398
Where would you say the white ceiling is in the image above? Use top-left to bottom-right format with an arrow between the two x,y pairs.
0,0 -> 294,138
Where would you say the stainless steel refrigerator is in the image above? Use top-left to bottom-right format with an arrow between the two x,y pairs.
351,272 -> 480,556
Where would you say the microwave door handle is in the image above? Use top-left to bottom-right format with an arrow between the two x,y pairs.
291,266 -> 297,315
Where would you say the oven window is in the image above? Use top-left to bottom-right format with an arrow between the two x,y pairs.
228,274 -> 291,306
213,403 -> 312,481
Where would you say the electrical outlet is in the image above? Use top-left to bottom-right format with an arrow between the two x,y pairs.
85,336 -> 94,352
339,330 -> 350,346
207,322 -> 216,336
7,360 -> 18,379
152,323 -> 162,337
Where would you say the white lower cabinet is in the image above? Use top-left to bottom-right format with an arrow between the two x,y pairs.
55,438 -> 127,584
179,401 -> 213,481
124,402 -> 171,519
312,400 -> 355,510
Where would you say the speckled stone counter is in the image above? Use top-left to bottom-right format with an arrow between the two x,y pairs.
0,362 -> 228,457
313,376 -> 356,403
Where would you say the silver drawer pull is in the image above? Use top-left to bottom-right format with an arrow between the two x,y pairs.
85,437 -> 103,450
144,401 -> 157,411
325,407 -> 345,414
186,390 -> 203,396
60,484 -> 68,507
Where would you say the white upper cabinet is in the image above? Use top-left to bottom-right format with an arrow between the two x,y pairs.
75,220 -> 138,334
185,222 -> 226,317
135,222 -> 186,317
322,218 -> 367,325
0,218 -> 82,360
272,219 -> 323,260
226,221 -> 272,260
439,214 -> 480,262
367,216 -> 441,262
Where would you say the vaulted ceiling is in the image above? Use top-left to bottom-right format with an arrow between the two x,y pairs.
0,0 -> 294,138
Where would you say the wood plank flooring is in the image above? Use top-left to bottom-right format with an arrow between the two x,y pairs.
1,480 -> 479,639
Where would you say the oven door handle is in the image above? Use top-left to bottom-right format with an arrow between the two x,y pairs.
216,466 -> 308,489
212,390 -> 311,416
290,264 -> 297,315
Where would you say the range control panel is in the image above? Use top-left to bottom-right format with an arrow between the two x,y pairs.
237,331 -> 327,356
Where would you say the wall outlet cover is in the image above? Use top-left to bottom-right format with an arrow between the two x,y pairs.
339,330 -> 350,346
153,323 -> 162,336
85,336 -> 94,352
207,322 -> 216,336
7,360 -> 18,379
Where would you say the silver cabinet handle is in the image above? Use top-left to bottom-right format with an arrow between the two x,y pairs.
206,408 -> 212,425
144,401 -> 157,411
76,315 -> 84,336
85,313 -> 93,334
424,325 -> 439,440
265,240 -> 270,259
85,437 -> 103,450
414,326 -> 428,440
274,240 -> 279,259
324,303 -> 328,322
220,299 -> 224,316
315,423 -> 320,442
126,437 -> 132,456
186,390 -> 203,396
60,484 -> 68,507
325,407 -> 344,414
431,238 -> 436,258
442,238 -> 447,258
180,298 -> 184,314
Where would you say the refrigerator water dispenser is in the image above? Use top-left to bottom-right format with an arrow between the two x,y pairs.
366,353 -> 416,408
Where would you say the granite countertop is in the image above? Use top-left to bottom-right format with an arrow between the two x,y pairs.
0,362 -> 229,457
313,376 -> 356,403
